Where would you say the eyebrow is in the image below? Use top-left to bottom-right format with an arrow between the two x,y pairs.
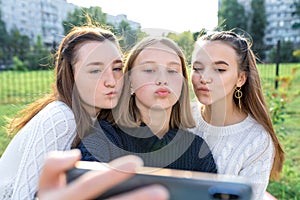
86,61 -> 104,67
193,61 -> 202,66
113,59 -> 123,64
139,61 -> 181,66
86,59 -> 123,67
193,60 -> 229,66
214,60 -> 229,66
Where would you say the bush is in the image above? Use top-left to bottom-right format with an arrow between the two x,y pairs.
12,56 -> 28,71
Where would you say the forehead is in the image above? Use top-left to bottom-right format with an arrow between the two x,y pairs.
134,43 -> 181,64
76,40 -> 121,64
193,41 -> 238,63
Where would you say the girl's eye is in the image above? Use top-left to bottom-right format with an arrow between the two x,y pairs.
215,68 -> 226,72
193,66 -> 203,71
168,69 -> 178,73
90,69 -> 101,74
143,69 -> 155,73
113,63 -> 124,72
113,66 -> 123,72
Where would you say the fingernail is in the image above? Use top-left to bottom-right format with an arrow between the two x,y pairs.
48,149 -> 81,160
148,185 -> 170,200
109,155 -> 144,173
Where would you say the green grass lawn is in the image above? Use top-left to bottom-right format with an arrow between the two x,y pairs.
267,95 -> 300,199
0,64 -> 299,199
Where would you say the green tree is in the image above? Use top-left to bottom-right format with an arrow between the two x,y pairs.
63,7 -> 107,34
25,35 -> 51,70
293,49 -> 300,60
167,31 -> 195,64
0,9 -> 10,65
218,0 -> 247,31
115,20 -> 135,51
192,28 -> 208,41
268,41 -> 298,63
113,20 -> 146,52
12,56 -> 27,71
249,0 -> 266,60
8,29 -> 30,62
292,0 -> 300,29
292,0 -> 300,58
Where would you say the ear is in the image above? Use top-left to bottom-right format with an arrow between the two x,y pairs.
237,71 -> 247,87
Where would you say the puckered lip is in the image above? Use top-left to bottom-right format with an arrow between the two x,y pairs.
197,86 -> 210,92
155,87 -> 171,94
105,90 -> 118,95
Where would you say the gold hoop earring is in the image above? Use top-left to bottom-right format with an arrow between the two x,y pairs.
234,87 -> 243,109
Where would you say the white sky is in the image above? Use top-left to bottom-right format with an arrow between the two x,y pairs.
66,0 -> 219,34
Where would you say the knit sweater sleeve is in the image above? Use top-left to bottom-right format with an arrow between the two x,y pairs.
239,129 -> 275,200
0,101 -> 76,200
190,112 -> 275,200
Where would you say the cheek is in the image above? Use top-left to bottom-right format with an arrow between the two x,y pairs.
134,85 -> 152,103
220,74 -> 238,87
116,76 -> 124,90
132,78 -> 152,91
75,76 -> 90,93
115,72 -> 124,81
169,76 -> 183,94
191,73 -> 199,86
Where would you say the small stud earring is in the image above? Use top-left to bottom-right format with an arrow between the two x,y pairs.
130,84 -> 134,95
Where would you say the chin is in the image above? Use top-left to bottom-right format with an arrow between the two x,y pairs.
198,99 -> 213,106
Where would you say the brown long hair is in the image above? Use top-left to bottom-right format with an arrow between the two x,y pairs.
196,31 -> 284,180
113,36 -> 195,129
6,25 -> 121,147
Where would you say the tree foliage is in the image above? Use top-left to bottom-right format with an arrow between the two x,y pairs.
0,11 -> 50,70
218,0 -> 247,31
167,31 -> 195,64
292,0 -> 300,29
8,29 -> 30,62
250,0 -> 267,59
62,6 -> 146,53
114,20 -> 137,52
25,35 -> 51,70
63,7 -> 107,34
0,9 -> 10,64
268,41 -> 299,63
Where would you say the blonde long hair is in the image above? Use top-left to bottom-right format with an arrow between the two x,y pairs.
113,36 -> 195,129
195,31 -> 284,180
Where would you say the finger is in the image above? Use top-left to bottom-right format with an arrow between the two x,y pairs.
109,184 -> 169,200
38,149 -> 81,189
62,155 -> 144,200
109,155 -> 144,172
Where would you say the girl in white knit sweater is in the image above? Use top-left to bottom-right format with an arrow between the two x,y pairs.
0,24 -> 125,199
189,31 -> 284,200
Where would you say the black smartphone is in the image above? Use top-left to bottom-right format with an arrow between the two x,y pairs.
66,161 -> 252,200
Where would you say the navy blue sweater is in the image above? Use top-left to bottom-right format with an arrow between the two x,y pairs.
77,120 -> 217,173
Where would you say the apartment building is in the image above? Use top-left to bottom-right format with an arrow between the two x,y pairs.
218,0 -> 300,46
264,0 -> 300,46
0,0 -> 140,46
0,0 -> 77,46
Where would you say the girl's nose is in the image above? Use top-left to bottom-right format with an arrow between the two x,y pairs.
103,69 -> 116,88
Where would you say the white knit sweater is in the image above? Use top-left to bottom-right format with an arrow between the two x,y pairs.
0,101 -> 76,200
190,103 -> 275,200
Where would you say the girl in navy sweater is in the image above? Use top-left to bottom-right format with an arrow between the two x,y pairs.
78,36 -> 217,173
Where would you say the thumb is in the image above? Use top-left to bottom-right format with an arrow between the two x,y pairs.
38,149 -> 82,190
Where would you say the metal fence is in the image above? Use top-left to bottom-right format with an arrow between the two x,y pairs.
0,70 -> 54,104
0,63 -> 296,105
1,40 -> 299,105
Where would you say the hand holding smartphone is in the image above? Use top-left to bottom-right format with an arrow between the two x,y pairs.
67,161 -> 252,200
